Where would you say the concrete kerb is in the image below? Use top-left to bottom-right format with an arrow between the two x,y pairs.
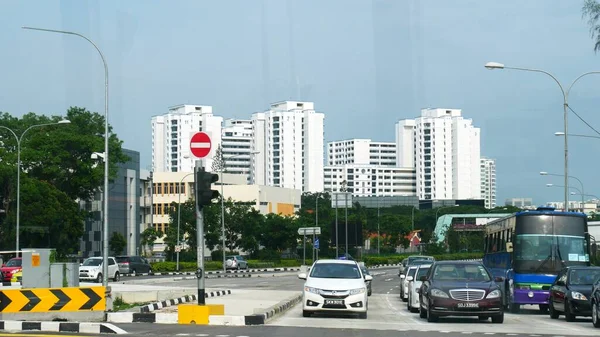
0,320 -> 126,334
140,291 -> 232,313
120,267 -> 301,278
243,292 -> 303,325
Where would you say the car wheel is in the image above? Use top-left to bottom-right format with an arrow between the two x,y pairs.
592,301 -> 600,328
407,294 -> 411,311
131,269 -> 136,276
113,272 -> 120,282
427,305 -> 438,322
508,300 -> 520,313
358,311 -> 367,319
419,303 -> 427,319
302,310 -> 312,317
96,273 -> 102,283
564,300 -> 576,322
148,268 -> 153,275
549,301 -> 559,319
491,312 -> 504,324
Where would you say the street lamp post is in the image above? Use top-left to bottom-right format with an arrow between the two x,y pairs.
541,171 -> 585,211
546,184 -> 583,210
219,151 -> 259,272
485,62 -> 600,212
176,173 -> 194,271
24,27 -> 110,287
555,132 -> 600,139
572,192 -> 600,200
0,120 -> 70,256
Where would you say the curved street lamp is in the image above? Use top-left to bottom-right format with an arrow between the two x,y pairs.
486,62 -> 600,211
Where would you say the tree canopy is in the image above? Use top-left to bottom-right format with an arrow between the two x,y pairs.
0,107 -> 128,256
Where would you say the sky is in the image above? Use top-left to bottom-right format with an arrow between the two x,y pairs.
1,0 -> 600,206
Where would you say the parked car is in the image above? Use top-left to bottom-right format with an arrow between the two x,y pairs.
298,259 -> 371,319
0,258 -> 22,282
418,261 -> 504,323
10,269 -> 22,284
225,255 -> 248,270
407,263 -> 432,313
359,264 -> 372,296
549,266 -> 600,321
591,274 -> 600,328
115,256 -> 152,275
79,257 -> 120,283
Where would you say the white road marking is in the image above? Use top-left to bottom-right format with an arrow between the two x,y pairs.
176,335 -> 190,336
385,278 -> 393,282
195,335 -> 209,337
484,333 -> 495,335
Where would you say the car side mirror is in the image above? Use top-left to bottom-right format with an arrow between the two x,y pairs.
79,263 -> 82,266
298,273 -> 307,280
400,274 -> 406,279
494,276 -> 504,282
406,276 -> 414,282
364,275 -> 373,282
506,242 -> 513,253
419,276 -> 427,282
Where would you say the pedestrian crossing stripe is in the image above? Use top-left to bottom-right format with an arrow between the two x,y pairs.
0,287 -> 104,313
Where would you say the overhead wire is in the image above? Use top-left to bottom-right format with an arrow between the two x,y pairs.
567,105 -> 600,137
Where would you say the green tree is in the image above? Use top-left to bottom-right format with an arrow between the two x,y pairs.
211,144 -> 225,173
140,227 -> 163,256
260,214 -> 298,252
109,232 -> 127,255
0,107 -> 128,256
583,0 -> 600,52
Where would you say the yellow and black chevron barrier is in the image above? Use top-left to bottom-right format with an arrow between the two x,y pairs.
0,287 -> 105,313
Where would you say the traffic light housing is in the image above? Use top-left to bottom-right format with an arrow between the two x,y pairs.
195,167 -> 220,209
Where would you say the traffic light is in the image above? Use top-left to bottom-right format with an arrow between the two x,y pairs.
195,167 -> 220,209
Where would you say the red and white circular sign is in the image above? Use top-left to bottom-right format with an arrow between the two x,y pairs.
190,132 -> 212,158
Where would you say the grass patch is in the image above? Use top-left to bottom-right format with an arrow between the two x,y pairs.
112,297 -> 149,312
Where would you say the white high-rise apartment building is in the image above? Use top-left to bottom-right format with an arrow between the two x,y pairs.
251,101 -> 324,192
152,105 -> 223,173
324,165 -> 416,196
396,108 -> 481,200
220,119 -> 253,181
480,158 -> 496,209
327,139 -> 396,166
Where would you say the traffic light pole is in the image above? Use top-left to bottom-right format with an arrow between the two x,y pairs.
195,161 -> 206,305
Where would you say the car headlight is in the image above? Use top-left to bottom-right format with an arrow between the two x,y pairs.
304,286 -> 320,294
349,288 -> 366,295
486,289 -> 501,299
571,291 -> 587,301
430,289 -> 449,298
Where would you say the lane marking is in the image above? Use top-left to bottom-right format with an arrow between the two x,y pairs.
385,278 -> 393,282
176,335 -> 190,336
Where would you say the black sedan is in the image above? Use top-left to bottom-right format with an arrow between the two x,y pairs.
418,261 -> 504,323
360,265 -> 372,296
591,275 -> 600,328
549,266 -> 600,321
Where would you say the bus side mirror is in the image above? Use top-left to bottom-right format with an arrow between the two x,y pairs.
506,242 -> 513,253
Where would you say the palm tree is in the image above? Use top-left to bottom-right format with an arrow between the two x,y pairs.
583,0 -> 600,52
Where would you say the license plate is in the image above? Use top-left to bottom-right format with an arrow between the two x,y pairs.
457,302 -> 479,308
325,299 -> 344,305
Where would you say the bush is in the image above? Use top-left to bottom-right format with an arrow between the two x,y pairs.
361,252 -> 484,266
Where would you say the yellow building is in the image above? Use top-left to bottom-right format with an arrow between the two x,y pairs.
149,171 -> 301,252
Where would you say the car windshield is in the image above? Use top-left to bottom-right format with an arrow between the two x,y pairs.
407,267 -> 417,277
82,259 -> 102,266
310,263 -> 361,279
569,269 -> 600,285
416,267 -> 430,280
5,259 -> 21,267
432,264 -> 491,282
361,267 -> 370,275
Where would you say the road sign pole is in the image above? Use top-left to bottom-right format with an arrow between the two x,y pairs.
345,193 -> 348,255
195,160 -> 206,305
335,196 -> 339,258
312,232 -> 315,262
303,230 -> 306,265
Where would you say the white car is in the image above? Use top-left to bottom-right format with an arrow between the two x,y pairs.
79,257 -> 120,283
407,263 -> 432,313
401,265 -> 418,302
299,259 -> 372,319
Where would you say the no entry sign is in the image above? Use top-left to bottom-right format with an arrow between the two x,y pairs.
190,132 -> 212,158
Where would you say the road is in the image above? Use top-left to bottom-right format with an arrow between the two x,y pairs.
3,267 -> 599,336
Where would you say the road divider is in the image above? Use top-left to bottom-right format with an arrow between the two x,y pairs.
0,320 -> 126,334
140,290 -> 232,313
121,267 -> 302,278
